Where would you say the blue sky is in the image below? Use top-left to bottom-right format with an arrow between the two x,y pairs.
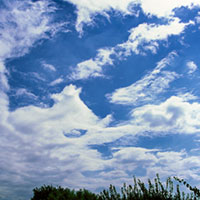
1,0 -> 200,199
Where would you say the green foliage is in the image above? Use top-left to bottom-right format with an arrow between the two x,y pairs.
31,175 -> 200,200
31,185 -> 98,200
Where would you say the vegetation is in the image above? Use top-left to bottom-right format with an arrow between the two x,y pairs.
31,174 -> 200,200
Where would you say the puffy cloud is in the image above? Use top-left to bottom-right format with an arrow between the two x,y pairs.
99,147 -> 200,186
0,84 -> 112,199
131,95 -> 200,134
1,1 -> 200,199
70,48 -> 114,80
116,18 -> 191,56
187,61 -> 198,74
2,82 -> 200,199
140,0 -> 200,18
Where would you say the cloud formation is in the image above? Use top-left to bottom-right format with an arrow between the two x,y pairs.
64,0 -> 200,34
107,52 -> 179,105
70,17 -> 191,80
64,0 -> 135,33
1,1 -> 200,200
187,61 -> 198,74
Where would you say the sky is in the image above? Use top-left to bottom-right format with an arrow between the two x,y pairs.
1,0 -> 200,199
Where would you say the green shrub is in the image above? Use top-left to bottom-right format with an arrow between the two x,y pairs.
31,175 -> 200,200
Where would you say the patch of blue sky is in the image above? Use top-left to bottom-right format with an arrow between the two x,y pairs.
135,134 -> 200,153
64,129 -> 87,138
5,5 -> 148,111
173,5 -> 200,23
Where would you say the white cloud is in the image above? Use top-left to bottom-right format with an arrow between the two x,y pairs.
0,0 -> 67,98
70,47 -> 114,80
131,95 -> 200,134
98,147 -> 200,187
117,18 -> 191,56
71,18 -> 190,80
70,59 -> 103,80
71,14 -> 193,81
64,0 -> 136,33
107,52 -> 179,105
49,78 -> 64,86
0,1 -> 53,60
196,16 -> 200,24
140,0 -> 200,18
0,0 -> 69,68
42,62 -> 56,72
16,88 -> 37,99
1,1 -> 200,199
187,61 -> 198,74
0,62 -> 9,91
0,84 -> 113,198
64,0 -> 200,34
111,147 -> 200,182
2,82 -> 200,199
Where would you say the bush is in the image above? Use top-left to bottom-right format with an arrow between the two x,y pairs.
31,175 -> 200,200
31,185 -> 98,200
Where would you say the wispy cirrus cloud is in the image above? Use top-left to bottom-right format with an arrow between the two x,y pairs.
70,17 -> 192,80
50,77 -> 64,86
0,0 -> 58,60
107,52 -> 179,105
41,61 -> 57,72
0,0 -> 67,93
15,88 -> 38,99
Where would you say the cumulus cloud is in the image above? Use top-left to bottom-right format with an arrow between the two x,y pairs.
131,95 -> 200,134
116,18 -> 191,56
2,83 -> 200,199
109,147 -> 200,182
70,47 -> 114,80
0,84 -> 112,199
187,61 -> 198,74
1,1 -> 200,199
139,0 -> 200,18
107,52 -> 179,105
